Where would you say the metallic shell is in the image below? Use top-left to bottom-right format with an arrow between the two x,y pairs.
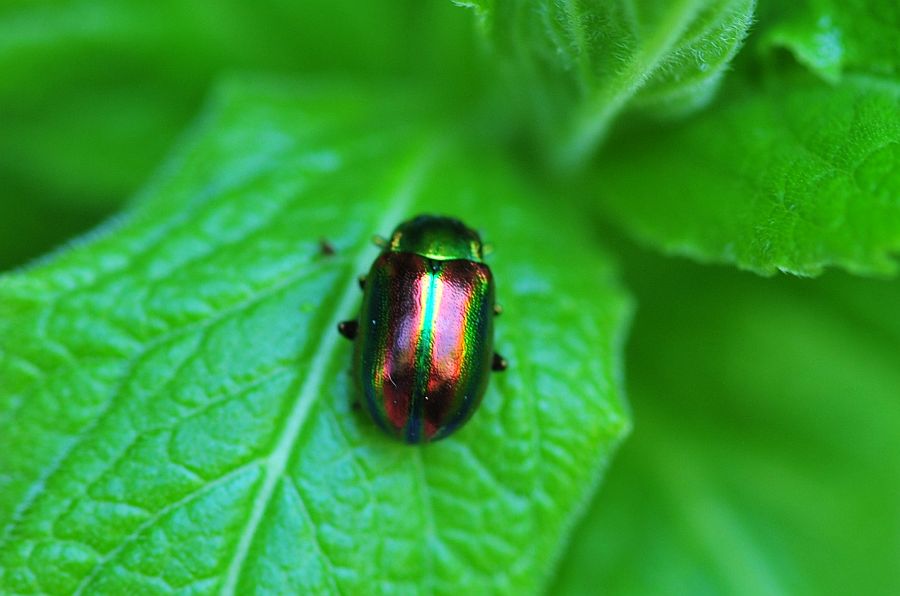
354,251 -> 495,443
388,215 -> 484,262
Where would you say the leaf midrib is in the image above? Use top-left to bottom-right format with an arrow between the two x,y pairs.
218,148 -> 435,595
0,251 -> 330,557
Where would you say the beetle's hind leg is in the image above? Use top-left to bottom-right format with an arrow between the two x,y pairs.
318,239 -> 336,256
338,320 -> 358,340
492,353 -> 508,372
358,275 -> 367,290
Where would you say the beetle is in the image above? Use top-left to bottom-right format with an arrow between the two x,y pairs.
338,214 -> 506,443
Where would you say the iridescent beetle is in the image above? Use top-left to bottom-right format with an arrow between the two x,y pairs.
338,215 -> 506,443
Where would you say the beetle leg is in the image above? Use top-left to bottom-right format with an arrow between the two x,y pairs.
372,235 -> 387,248
492,353 -> 508,372
318,238 -> 336,256
493,304 -> 503,316
338,320 -> 358,340
358,275 -> 367,290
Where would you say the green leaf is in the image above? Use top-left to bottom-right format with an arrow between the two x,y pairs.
593,71 -> 900,276
0,79 -> 631,593
455,0 -> 755,165
758,0 -> 899,83
551,253 -> 900,594
584,1 -> 900,277
0,1 -> 477,269
0,0 -> 391,208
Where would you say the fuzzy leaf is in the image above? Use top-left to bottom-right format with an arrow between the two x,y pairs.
594,71 -> 900,276
0,80 -> 631,594
758,0 -> 899,82
455,0 -> 755,164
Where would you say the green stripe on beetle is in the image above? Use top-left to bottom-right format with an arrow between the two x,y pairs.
339,215 -> 507,443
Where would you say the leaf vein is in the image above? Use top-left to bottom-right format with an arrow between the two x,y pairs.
71,461 -> 261,595
218,147 -> 435,595
0,262 -> 324,550
286,477 -> 343,595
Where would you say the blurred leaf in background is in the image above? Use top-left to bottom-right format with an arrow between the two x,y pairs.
551,1 -> 900,585
0,0 -> 476,269
552,248 -> 900,594
758,0 -> 899,82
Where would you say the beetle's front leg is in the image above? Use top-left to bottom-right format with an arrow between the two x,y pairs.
338,320 -> 358,340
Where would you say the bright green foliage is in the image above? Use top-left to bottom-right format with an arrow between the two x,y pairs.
582,0 -> 900,276
552,254 -> 900,594
0,81 -> 631,593
595,72 -> 900,276
456,0 -> 755,163
760,0 -> 899,82
2,0 -> 899,593
0,0 -> 474,266
0,0 -> 469,205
